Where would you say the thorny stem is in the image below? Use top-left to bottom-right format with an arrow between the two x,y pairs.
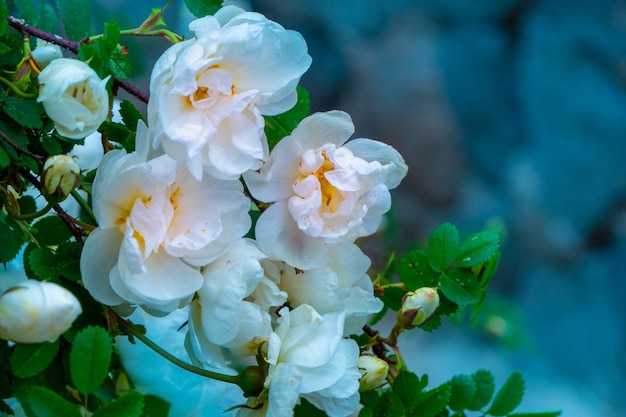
7,16 -> 150,104
114,312 -> 242,386
0,129 -> 45,164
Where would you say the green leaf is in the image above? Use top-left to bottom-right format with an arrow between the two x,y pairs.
508,412 -> 561,417
438,269 -> 482,305
448,374 -> 476,411
419,292 -> 457,332
78,43 -> 102,70
293,398 -> 327,417
264,85 -> 311,150
427,223 -> 459,272
467,370 -> 494,410
408,383 -> 451,417
27,247 -> 57,280
28,386 -> 81,417
14,0 -> 37,25
70,326 -> 113,395
96,21 -> 120,62
379,285 -> 406,311
456,230 -> 500,268
10,340 -> 59,378
56,0 -> 91,41
0,0 -> 8,36
393,371 -> 428,410
399,249 -> 438,290
2,97 -> 44,129
107,49 -> 132,80
142,395 -> 170,417
92,391 -> 144,417
41,135 -> 63,155
0,221 -> 24,265
32,216 -> 73,246
119,100 -> 145,131
479,251 -> 501,288
486,372 -> 525,416
183,0 -> 223,17
0,143 -> 9,168
39,4 -> 58,34
99,120 -> 134,152
55,241 -> 82,281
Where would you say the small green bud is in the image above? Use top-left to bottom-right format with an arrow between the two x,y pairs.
358,355 -> 389,391
398,287 -> 439,328
237,365 -> 266,397
41,155 -> 80,200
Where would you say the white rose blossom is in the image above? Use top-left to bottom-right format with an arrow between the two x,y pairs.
80,122 -> 251,314
237,305 -> 361,417
187,238 -> 287,368
38,58 -> 110,139
243,111 -> 408,270
31,39 -> 62,67
148,5 -> 312,180
279,243 -> 382,336
0,280 -> 82,344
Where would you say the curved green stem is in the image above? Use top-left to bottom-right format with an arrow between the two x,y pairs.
116,316 -> 241,386
9,200 -> 55,220
0,76 -> 37,99
70,190 -> 97,226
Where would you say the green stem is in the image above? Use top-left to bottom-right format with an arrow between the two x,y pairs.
0,76 -> 37,99
116,316 -> 241,386
70,189 -> 97,226
9,200 -> 55,220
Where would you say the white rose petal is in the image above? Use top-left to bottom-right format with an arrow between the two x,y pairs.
38,58 -> 110,139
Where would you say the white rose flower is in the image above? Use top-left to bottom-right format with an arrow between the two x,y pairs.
187,239 -> 287,368
237,305 -> 360,417
279,243 -> 382,336
148,5 -> 311,180
80,122 -> 251,314
0,280 -> 82,344
38,58 -> 110,139
243,111 -> 408,270
31,39 -> 62,67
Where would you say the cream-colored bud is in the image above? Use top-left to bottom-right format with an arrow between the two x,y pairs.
0,280 -> 82,343
32,40 -> 62,67
358,355 -> 389,391
399,287 -> 440,328
42,154 -> 80,200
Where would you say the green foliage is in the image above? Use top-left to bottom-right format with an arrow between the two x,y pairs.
427,222 -> 459,272
31,216 -> 73,246
264,86 -> 311,150
184,0 -> 223,18
398,249 -> 437,289
55,0 -> 91,40
9,340 -> 59,378
1,97 -> 45,129
467,369 -> 495,411
27,247 -> 57,280
508,412 -> 561,417
448,374 -> 476,411
27,386 -> 81,417
69,326 -> 113,395
92,391 -> 144,417
486,371 -> 525,416
438,269 -> 482,306
54,241 -> 82,281
456,231 -> 500,268
293,398 -> 328,417
142,395 -> 171,417
0,221 -> 24,265
0,0 -> 7,36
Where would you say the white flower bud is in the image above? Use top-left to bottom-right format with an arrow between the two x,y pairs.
38,58 -> 110,139
32,39 -> 62,67
0,280 -> 82,344
358,355 -> 389,391
41,154 -> 80,200
399,287 -> 440,328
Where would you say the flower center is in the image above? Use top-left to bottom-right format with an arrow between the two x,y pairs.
315,152 -> 343,213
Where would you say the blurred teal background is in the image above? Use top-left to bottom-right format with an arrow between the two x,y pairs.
23,0 -> 626,415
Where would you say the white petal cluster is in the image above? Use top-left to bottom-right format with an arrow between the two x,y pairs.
38,58 -> 110,139
148,5 -> 311,180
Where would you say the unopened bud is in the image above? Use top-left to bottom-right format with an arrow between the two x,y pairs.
398,287 -> 439,328
0,280 -> 82,343
238,365 -> 266,397
41,155 -> 80,200
32,40 -> 62,67
358,355 -> 389,391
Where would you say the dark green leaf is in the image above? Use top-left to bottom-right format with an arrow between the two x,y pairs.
358,408 -> 373,417
479,251 -> 501,289
41,135 -> 63,155
99,120 -> 134,152
0,399 -> 11,415
107,49 -> 132,80
264,85 -> 311,150
183,0 -> 223,17
0,143 -> 10,168
486,372 -> 524,416
293,398 -> 327,417
27,247 -> 57,280
2,97 -> 44,129
439,269 -> 481,306
78,44 -> 102,70
14,0 -> 37,25
382,251 -> 398,282
393,371 -> 428,410
467,370 -> 494,411
70,326 -> 113,394
448,374 -> 476,411
368,304 -> 388,326
39,4 -> 58,34
96,21 -> 120,62
10,340 -> 59,378
379,285 -> 407,311
28,386 -> 81,417
56,0 -> 91,41
142,395 -> 170,417
409,383 -> 452,417
119,100 -> 145,131
456,231 -> 500,268
508,412 -> 561,417
92,391 -> 144,417
55,241 -> 82,281
0,0 -> 8,36
0,221 -> 23,265
427,223 -> 459,272
399,249 -> 438,290
32,216 -> 73,246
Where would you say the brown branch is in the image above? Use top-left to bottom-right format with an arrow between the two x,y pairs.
7,16 -> 150,104
0,129 -> 45,164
